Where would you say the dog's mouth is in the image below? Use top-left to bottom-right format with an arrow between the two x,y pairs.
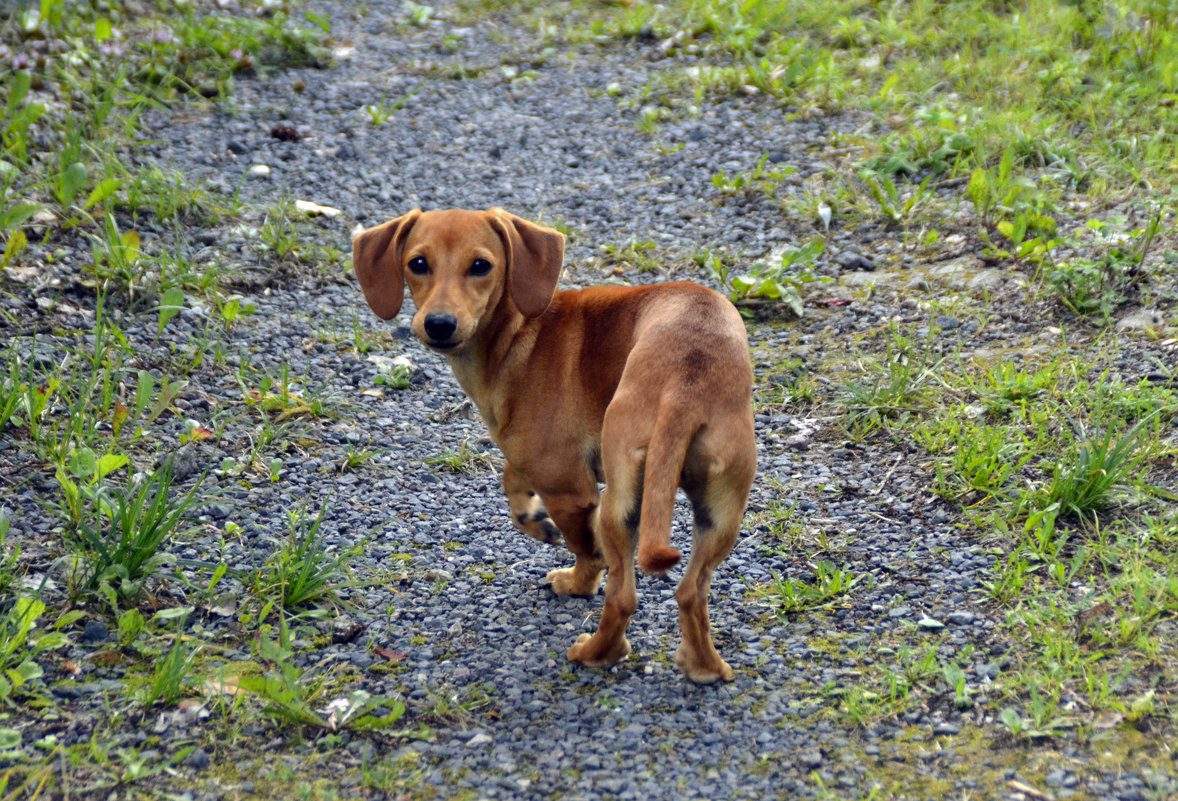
424,339 -> 461,351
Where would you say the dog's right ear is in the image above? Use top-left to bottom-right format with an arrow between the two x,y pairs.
353,209 -> 422,320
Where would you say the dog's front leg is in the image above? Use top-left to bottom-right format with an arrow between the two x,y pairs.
503,465 -> 605,596
503,462 -> 564,546
542,499 -> 606,596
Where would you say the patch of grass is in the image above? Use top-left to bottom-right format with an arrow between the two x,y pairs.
756,499 -> 808,554
241,363 -> 344,422
231,614 -> 409,733
600,237 -> 661,274
424,439 -> 494,475
846,329 -> 1177,734
143,622 -> 203,707
1019,416 -> 1154,560
257,200 -> 347,276
839,323 -> 940,437
587,0 -> 1178,196
760,560 -> 863,616
926,421 -> 1032,505
336,444 -> 377,473
711,153 -> 795,198
700,238 -> 826,317
65,458 -> 204,610
0,518 -> 18,599
255,501 -> 359,612
1042,212 -> 1165,319
859,172 -> 933,231
0,597 -> 76,702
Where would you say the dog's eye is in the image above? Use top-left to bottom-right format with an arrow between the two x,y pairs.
407,257 -> 429,275
469,259 -> 493,277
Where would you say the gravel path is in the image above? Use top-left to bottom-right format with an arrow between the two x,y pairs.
4,1 -> 1176,799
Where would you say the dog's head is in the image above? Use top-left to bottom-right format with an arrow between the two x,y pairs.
353,208 -> 565,352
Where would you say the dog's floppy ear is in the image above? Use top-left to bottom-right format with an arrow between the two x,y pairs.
489,208 -> 564,318
353,209 -> 422,320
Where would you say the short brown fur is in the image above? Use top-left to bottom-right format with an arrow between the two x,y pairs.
354,208 -> 756,683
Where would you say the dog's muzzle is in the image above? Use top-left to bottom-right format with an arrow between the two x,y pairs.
422,312 -> 459,349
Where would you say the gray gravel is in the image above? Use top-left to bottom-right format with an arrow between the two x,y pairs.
2,1 -> 1176,799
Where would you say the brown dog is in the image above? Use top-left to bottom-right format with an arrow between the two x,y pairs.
353,208 -> 756,683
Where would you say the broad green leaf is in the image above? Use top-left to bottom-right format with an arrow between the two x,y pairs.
752,279 -> 781,300
731,274 -> 756,294
118,608 -> 145,644
998,147 -> 1014,184
59,162 -> 88,207
112,401 -> 128,437
1,598 -> 42,659
96,452 -> 129,480
94,16 -> 112,41
787,237 -> 826,266
158,287 -> 184,335
152,606 -> 194,622
135,370 -> 155,420
68,447 -> 98,481
0,201 -> 41,231
120,229 -> 141,254
966,168 -> 990,215
5,71 -> 30,115
31,632 -> 67,652
206,563 -> 228,594
56,609 -> 84,629
0,727 -> 19,749
784,290 -> 804,318
9,659 -> 42,686
1033,213 -> 1057,235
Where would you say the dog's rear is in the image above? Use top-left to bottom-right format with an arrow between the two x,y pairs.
572,284 -> 756,682
354,208 -> 756,683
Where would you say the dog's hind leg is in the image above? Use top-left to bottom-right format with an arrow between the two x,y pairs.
565,482 -> 639,667
675,429 -> 756,683
566,405 -> 646,668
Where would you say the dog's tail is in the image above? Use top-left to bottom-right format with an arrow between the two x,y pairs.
635,407 -> 696,576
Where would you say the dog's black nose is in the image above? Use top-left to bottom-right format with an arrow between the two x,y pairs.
423,313 -> 458,342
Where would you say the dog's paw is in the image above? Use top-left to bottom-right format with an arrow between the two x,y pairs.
545,566 -> 604,596
567,632 -> 631,667
675,643 -> 734,684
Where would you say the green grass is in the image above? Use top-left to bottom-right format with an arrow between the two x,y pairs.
601,237 -> 662,274
65,458 -> 203,609
579,0 -> 1178,321
829,326 -> 1177,735
702,238 -> 827,317
761,560 -> 864,615
424,438 -> 495,474
0,597 -> 75,703
255,502 -> 359,612
588,0 -> 1178,194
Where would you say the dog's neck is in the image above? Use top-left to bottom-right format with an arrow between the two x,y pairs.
443,294 -> 539,441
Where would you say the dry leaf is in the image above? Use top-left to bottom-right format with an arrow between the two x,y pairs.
374,646 -> 408,663
202,675 -> 252,700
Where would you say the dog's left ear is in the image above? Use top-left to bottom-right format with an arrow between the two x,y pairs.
353,209 -> 422,320
489,208 -> 565,318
